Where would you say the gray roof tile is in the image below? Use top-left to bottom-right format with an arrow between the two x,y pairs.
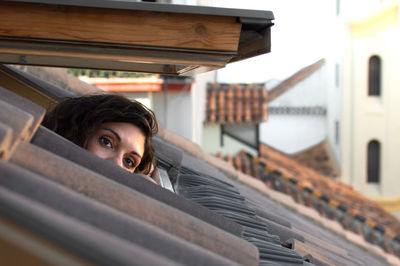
0,160 -> 240,266
0,122 -> 12,160
0,184 -> 179,266
1,68 -> 397,266
0,86 -> 45,140
0,98 -> 33,159
32,126 -> 243,237
10,141 -> 258,265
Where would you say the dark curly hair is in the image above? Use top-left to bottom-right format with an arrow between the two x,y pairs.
42,94 -> 158,174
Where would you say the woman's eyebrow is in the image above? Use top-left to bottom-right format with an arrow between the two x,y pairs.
103,127 -> 142,159
103,128 -> 121,141
130,151 -> 142,159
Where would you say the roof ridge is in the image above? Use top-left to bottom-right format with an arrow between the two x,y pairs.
266,58 -> 325,103
218,148 -> 400,259
258,143 -> 370,199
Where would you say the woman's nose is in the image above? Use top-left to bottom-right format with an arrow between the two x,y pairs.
106,154 -> 124,168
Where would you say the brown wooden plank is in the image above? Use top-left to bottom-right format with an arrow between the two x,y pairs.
0,52 -> 221,75
0,66 -> 57,108
0,1 -> 241,52
0,40 -> 232,67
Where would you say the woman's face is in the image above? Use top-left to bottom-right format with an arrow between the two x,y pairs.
85,122 -> 145,173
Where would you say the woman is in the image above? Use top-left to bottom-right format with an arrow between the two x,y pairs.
42,94 -> 158,182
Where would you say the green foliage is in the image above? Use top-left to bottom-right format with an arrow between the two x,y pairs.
67,68 -> 154,78
160,74 -> 193,81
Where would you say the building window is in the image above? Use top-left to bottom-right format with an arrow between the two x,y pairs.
336,0 -> 340,16
367,140 -> 380,183
335,63 -> 340,88
368,55 -> 381,96
142,0 -> 172,2
220,124 -> 224,147
335,120 -> 340,145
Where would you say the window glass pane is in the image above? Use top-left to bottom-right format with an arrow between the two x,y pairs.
367,140 -> 380,183
368,56 -> 381,96
335,63 -> 340,88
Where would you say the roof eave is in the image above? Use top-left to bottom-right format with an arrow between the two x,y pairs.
0,0 -> 274,75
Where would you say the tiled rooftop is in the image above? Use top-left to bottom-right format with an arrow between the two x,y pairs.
1,64 -> 399,265
162,127 -> 399,265
218,142 -> 400,259
291,140 -> 340,178
0,70 -> 258,265
205,83 -> 268,124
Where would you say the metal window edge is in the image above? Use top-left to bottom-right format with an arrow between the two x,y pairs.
7,0 -> 274,20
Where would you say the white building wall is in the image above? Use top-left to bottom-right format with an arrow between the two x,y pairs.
341,0 -> 400,198
261,115 -> 327,154
384,30 -> 400,198
340,6 -> 354,186
325,8 -> 346,165
260,65 -> 328,154
192,71 -> 216,145
222,134 -> 258,156
268,67 -> 328,106
120,92 -> 152,108
203,125 -> 258,156
176,0 -> 341,162
210,0 -> 340,159
202,125 -> 220,154
325,58 -> 342,164
152,91 -> 193,141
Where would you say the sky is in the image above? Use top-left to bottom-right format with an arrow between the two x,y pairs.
206,0 -> 338,83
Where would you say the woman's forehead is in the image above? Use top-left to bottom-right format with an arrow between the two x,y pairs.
100,122 -> 146,156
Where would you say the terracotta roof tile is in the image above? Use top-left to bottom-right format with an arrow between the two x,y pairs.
226,86 -> 234,123
243,85 -> 251,122
205,83 -> 267,124
292,139 -> 340,177
219,143 -> 400,258
160,130 -> 399,265
206,83 -> 217,122
218,87 -> 225,123
251,85 -> 259,121
234,84 -> 243,122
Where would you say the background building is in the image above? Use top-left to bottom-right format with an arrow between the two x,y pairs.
192,0 -> 400,218
202,83 -> 267,156
80,76 -> 195,141
83,0 -> 400,218
341,0 -> 400,217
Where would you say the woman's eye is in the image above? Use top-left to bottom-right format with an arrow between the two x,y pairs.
123,157 -> 136,170
99,136 -> 113,148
